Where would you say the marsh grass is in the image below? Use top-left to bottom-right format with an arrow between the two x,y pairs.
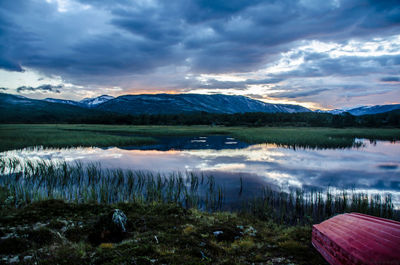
0,158 -> 224,212
244,186 -> 396,225
227,127 -> 400,149
1,124 -> 399,151
0,158 -> 397,225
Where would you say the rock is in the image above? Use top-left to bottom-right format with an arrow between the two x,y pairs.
112,209 -> 127,233
212,226 -> 242,242
9,256 -> 19,263
88,209 -> 128,245
213,231 -> 223,237
244,226 -> 257,237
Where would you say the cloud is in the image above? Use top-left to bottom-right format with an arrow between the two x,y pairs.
0,0 -> 399,108
193,77 -> 284,90
269,88 -> 330,99
16,84 -> 63,93
380,76 -> 400,82
0,87 -> 7,90
1,0 -> 399,79
272,53 -> 400,78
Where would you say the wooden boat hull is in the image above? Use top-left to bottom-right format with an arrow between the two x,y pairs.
312,213 -> 400,265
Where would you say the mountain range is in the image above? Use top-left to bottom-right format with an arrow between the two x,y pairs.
2,92 -> 400,118
0,92 -> 107,123
320,105 -> 400,116
44,93 -> 310,114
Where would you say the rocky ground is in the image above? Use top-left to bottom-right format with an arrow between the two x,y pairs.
0,200 -> 327,265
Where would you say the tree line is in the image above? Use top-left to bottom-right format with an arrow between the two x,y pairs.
75,110 -> 400,127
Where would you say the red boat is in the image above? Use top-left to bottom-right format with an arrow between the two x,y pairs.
312,213 -> 400,265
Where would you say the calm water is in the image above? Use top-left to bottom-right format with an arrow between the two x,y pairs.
1,136 -> 400,205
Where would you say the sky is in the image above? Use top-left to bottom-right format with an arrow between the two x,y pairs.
0,0 -> 399,109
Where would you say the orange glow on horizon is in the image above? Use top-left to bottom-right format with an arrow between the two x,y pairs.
257,96 -> 326,110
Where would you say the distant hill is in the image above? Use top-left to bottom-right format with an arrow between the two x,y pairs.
44,95 -> 115,108
1,93 -> 399,127
44,97 -> 84,107
96,94 -> 311,115
80,95 -> 115,107
0,92 -> 310,124
35,93 -> 312,115
318,104 -> 400,116
0,93 -> 109,123
346,105 -> 400,116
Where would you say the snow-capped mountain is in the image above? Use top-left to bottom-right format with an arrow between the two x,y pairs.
317,104 -> 400,116
24,93 -> 312,114
44,95 -> 114,108
6,91 -> 400,116
0,92 -> 106,123
80,95 -> 114,107
345,105 -> 400,116
96,94 -> 311,115
44,98 -> 83,107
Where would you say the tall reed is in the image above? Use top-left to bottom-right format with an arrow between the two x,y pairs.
0,157 -> 397,224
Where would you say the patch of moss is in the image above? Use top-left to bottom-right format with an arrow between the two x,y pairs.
47,219 -> 67,230
26,227 -> 56,247
0,237 -> 30,254
37,243 -> 91,265
65,226 -> 89,243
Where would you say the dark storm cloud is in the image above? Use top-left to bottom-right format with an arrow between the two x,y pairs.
274,53 -> 400,78
381,76 -> 400,82
269,88 -> 330,99
0,0 -> 399,87
16,84 -> 63,93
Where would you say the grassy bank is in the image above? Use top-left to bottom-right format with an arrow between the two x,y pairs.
0,124 -> 157,152
0,199 -> 327,265
1,124 -> 400,151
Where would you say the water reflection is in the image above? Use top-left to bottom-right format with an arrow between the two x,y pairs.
1,136 -> 399,205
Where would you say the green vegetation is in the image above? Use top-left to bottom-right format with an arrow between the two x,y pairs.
1,124 -> 400,151
1,158 -> 397,224
0,124 -> 156,151
1,159 -> 398,264
216,126 -> 400,149
0,198 -> 326,264
117,111 -> 400,128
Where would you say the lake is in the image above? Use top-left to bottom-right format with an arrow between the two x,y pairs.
1,135 -> 399,206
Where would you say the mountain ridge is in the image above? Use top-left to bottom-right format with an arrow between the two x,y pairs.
0,92 -> 108,123
80,95 -> 115,107
318,104 -> 400,116
4,92 -> 400,116
97,93 -> 311,115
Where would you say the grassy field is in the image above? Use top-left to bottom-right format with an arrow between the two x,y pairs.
1,124 -> 400,151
